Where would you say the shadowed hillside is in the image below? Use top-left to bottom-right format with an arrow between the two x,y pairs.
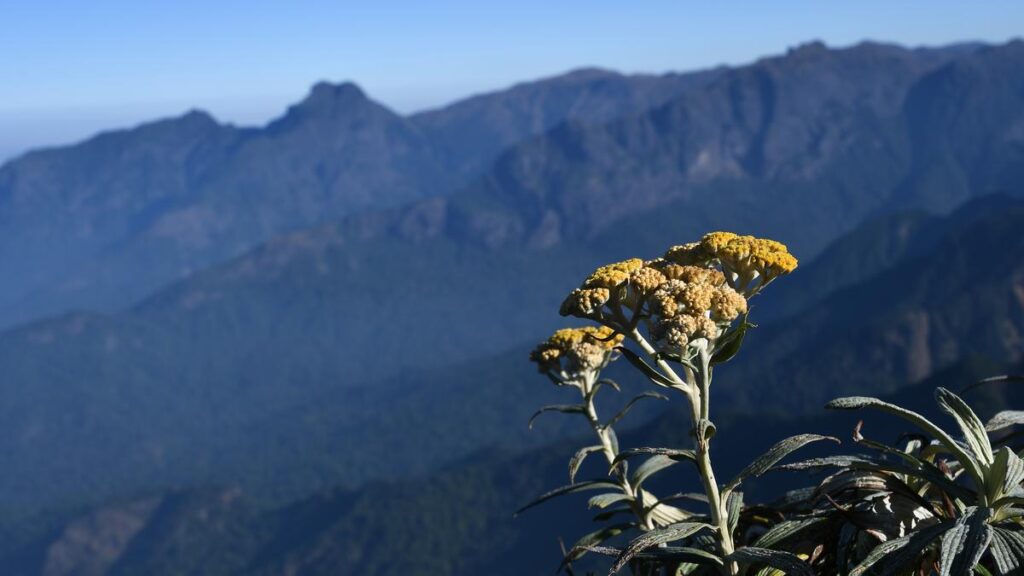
0,194 -> 1022,540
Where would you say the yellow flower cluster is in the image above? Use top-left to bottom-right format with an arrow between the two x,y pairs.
664,232 -> 797,295
647,267 -> 747,355
583,258 -> 645,288
560,258 -> 645,317
557,232 -> 795,357
529,326 -> 623,377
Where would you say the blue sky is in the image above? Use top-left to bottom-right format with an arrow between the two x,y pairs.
1,1 -> 1021,161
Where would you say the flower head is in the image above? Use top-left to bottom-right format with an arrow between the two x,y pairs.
645,259 -> 747,357
629,266 -> 668,296
560,288 -> 611,317
674,232 -> 799,296
529,326 -> 622,383
583,258 -> 644,289
562,258 -> 647,321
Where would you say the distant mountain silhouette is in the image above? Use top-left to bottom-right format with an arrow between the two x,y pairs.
410,66 -> 725,179
0,68 -> 710,329
1,40 -> 1023,570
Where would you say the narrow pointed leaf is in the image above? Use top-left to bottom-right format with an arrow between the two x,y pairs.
515,480 -> 621,516
849,520 -> 953,576
936,387 -> 994,466
826,396 -> 986,489
940,507 -> 993,576
988,411 -> 1024,432
725,434 -> 839,492
617,346 -> 677,387
629,546 -> 723,565
727,547 -> 812,576
528,404 -> 585,429
569,445 -> 605,483
561,523 -> 635,566
711,315 -> 750,365
589,492 -> 632,509
754,517 -> 827,549
609,521 -> 712,574
774,453 -> 976,504
631,454 -> 680,488
606,426 -> 620,455
594,378 -> 621,394
606,392 -> 668,428
647,502 -> 693,526
612,447 -> 697,468
727,491 -> 743,534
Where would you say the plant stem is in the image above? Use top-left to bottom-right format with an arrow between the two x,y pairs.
628,329 -> 737,575
583,381 -> 655,531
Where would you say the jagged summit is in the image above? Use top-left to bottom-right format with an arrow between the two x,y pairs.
267,80 -> 384,132
785,39 -> 829,56
302,80 -> 369,107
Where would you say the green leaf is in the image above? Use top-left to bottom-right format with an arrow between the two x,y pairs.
609,522 -> 712,574
936,387 -> 994,467
774,453 -> 976,504
631,454 -> 681,488
612,447 -> 697,469
569,445 -> 605,484
528,404 -> 585,429
561,523 -> 635,565
606,426 -> 620,455
753,517 -> 827,549
727,547 -> 812,576
724,434 -> 839,492
594,378 -> 622,394
642,490 -> 694,525
606,392 -> 668,428
940,506 -> 993,576
632,546 -> 723,565
990,447 -> 1024,500
515,480 -> 621,516
589,492 -> 632,510
617,346 -> 677,387
826,395 -> 987,489
987,411 -> 1024,432
990,527 -> 1024,576
727,491 -> 743,535
711,315 -> 750,365
849,520 -> 953,576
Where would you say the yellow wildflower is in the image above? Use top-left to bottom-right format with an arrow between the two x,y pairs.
629,266 -> 667,296
700,231 -> 739,252
529,326 -> 622,375
680,282 -> 715,313
710,286 -> 748,321
697,232 -> 798,294
583,258 -> 644,289
560,287 -> 611,317
664,242 -> 713,266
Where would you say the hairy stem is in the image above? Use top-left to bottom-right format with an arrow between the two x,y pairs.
627,329 -> 737,575
582,381 -> 655,531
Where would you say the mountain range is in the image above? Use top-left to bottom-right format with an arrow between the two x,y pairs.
1,39 -> 1023,575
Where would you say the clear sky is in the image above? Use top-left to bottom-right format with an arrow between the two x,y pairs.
1,0 -> 1021,162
